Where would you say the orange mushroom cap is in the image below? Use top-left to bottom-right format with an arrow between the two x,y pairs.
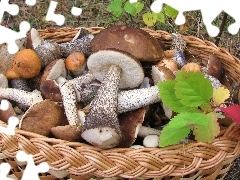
65,51 -> 85,72
8,49 -> 41,79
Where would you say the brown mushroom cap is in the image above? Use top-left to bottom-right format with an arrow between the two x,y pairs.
51,125 -> 82,142
181,62 -> 201,72
0,100 -> 17,123
151,65 -> 175,85
207,54 -> 223,80
19,99 -> 66,136
156,58 -> 179,74
90,25 -> 164,61
6,49 -> 41,79
118,108 -> 146,148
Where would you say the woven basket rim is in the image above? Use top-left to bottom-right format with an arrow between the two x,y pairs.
1,26 -> 240,179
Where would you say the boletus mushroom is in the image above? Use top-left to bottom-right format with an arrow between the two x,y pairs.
81,49 -> 145,149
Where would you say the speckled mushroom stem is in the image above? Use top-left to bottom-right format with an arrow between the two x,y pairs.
11,78 -> 32,111
0,88 -> 43,107
58,72 -> 94,126
59,81 -> 79,126
81,65 -> 122,148
118,85 -> 161,114
59,35 -> 93,58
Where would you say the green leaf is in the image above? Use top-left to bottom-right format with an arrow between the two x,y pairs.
163,4 -> 178,19
107,0 -> 123,18
124,1 -> 144,16
175,71 -> 213,107
159,112 -> 218,147
143,12 -> 157,27
158,80 -> 198,113
159,112 -> 204,147
192,112 -> 220,143
156,11 -> 165,24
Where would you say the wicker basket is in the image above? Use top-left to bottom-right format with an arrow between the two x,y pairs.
1,27 -> 240,180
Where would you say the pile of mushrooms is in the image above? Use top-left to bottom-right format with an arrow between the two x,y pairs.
0,25 -> 231,149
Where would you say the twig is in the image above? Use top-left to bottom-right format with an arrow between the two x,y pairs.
215,12 -> 228,46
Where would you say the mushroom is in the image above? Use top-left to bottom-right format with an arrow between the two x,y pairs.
171,33 -> 187,68
6,49 -> 41,79
118,108 -> 146,148
0,88 -> 43,107
90,25 -> 164,61
34,40 -> 61,69
19,99 -> 68,136
0,38 -> 27,75
143,135 -> 159,148
155,58 -> 179,74
206,54 -> 223,80
151,65 -> 176,85
65,51 -> 87,77
26,28 -> 44,49
81,49 -> 145,149
51,73 -> 95,142
10,78 -> 32,111
0,74 -> 8,89
117,85 -> 161,114
181,62 -> 202,72
59,29 -> 94,58
40,59 -> 67,102
0,100 -> 17,124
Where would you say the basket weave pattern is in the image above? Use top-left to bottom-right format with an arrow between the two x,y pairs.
0,27 -> 240,180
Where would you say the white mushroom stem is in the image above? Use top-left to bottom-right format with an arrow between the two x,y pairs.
0,88 -> 43,107
118,85 -> 161,113
81,65 -> 122,149
137,126 -> 161,138
59,72 -> 94,126
59,81 -> 79,126
77,85 -> 162,114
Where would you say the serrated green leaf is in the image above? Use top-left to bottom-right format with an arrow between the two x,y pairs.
163,4 -> 178,19
159,112 -> 217,147
193,112 -> 220,143
124,1 -> 144,16
107,0 -> 123,18
156,12 -> 165,24
143,12 -> 157,27
159,112 -> 205,147
175,71 -> 213,107
158,80 -> 198,113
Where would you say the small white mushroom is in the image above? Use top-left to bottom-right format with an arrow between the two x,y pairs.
143,135 -> 159,148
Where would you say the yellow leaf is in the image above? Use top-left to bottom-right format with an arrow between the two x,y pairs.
213,86 -> 230,106
143,12 -> 157,27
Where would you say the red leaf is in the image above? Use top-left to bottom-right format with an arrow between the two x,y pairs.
219,105 -> 240,125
